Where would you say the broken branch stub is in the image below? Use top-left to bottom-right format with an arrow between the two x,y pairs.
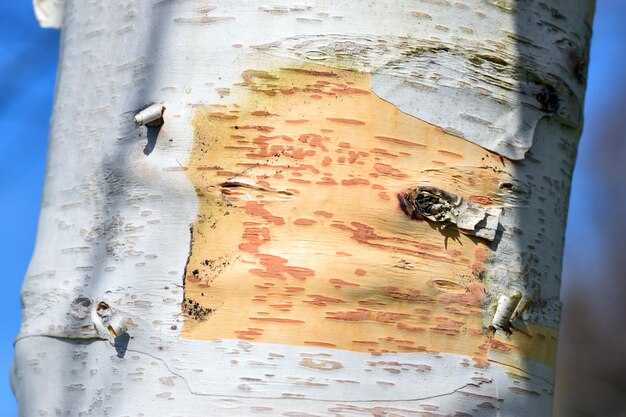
399,186 -> 501,241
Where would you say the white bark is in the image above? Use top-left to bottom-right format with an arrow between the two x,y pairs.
13,1 -> 592,416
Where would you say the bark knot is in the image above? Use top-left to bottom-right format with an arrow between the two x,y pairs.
399,186 -> 501,242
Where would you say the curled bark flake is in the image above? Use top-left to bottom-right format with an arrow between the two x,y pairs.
96,301 -> 112,319
491,292 -> 522,334
106,313 -> 129,338
94,301 -> 129,339
134,103 -> 165,126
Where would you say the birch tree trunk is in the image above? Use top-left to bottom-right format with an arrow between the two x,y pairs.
13,0 -> 593,416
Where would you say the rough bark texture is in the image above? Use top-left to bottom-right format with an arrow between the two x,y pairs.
14,1 -> 592,416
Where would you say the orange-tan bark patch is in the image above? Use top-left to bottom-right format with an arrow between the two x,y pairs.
183,63 -> 557,365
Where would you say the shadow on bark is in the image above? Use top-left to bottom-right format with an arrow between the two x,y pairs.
114,333 -> 130,358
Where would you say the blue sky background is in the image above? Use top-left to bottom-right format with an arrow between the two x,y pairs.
0,3 -> 59,416
0,2 -> 625,416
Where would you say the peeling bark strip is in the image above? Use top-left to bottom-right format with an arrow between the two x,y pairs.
251,22 -> 588,160
491,292 -> 523,334
17,0 -> 592,416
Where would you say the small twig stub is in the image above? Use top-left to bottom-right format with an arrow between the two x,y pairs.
134,103 -> 165,126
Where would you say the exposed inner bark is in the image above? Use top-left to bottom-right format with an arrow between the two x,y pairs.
182,64 -> 557,365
